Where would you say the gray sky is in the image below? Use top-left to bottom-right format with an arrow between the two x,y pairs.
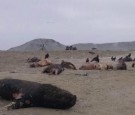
0,0 -> 135,50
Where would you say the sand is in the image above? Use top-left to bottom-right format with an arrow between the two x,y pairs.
0,50 -> 135,115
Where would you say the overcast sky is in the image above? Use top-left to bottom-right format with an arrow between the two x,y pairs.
0,0 -> 135,50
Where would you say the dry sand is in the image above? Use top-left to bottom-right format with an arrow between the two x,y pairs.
0,50 -> 135,115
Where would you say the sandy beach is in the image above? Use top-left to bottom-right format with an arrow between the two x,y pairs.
0,50 -> 135,115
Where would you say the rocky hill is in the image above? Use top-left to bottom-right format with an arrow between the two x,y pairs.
8,39 -> 135,51
73,41 -> 135,51
8,39 -> 65,51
